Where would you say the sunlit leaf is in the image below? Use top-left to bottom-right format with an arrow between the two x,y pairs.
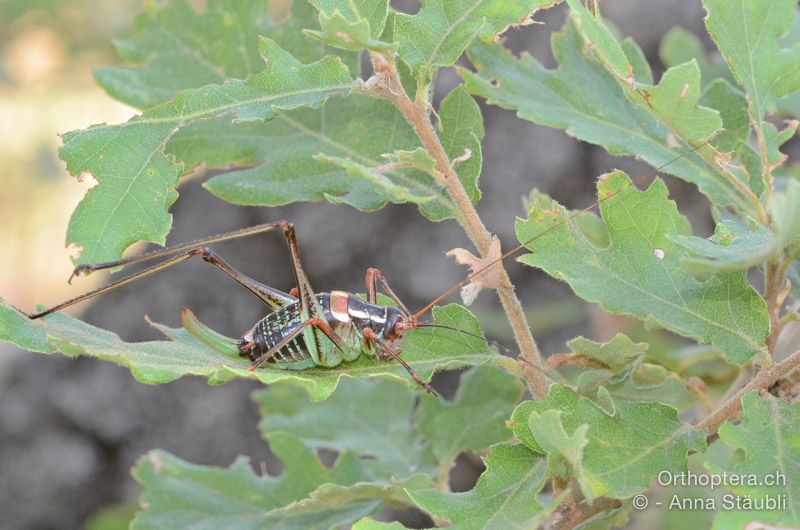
62,39 -> 355,266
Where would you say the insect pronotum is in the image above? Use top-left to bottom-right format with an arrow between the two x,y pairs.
24,140 -> 714,395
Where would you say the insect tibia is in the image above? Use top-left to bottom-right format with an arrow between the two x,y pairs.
180,307 -> 240,357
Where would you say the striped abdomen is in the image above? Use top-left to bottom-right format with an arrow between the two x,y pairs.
239,294 -> 332,364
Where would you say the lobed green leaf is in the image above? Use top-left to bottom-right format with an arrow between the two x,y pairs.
671,179 -> 800,273
192,90 -> 479,221
131,433 -> 365,529
305,0 -> 394,51
256,366 -> 521,479
511,385 -> 706,500
704,0 -> 800,125
95,0 -> 276,109
395,0 -> 557,87
61,39 -> 355,266
461,20 -> 758,216
516,171 -> 769,364
0,299 -> 496,402
256,379 -> 438,479
709,391 -> 800,529
407,443 -> 551,529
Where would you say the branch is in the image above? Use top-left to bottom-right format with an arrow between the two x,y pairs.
696,348 -> 800,434
363,53 -> 548,399
543,497 -> 623,530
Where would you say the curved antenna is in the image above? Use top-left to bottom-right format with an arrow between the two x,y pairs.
413,135 -> 719,320
414,322 -> 572,387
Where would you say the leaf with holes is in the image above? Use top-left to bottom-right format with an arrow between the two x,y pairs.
516,171 -> 769,364
407,443 -> 551,529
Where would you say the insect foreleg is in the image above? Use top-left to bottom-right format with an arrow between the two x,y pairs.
362,328 -> 436,396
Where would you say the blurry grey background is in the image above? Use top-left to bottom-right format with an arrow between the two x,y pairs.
0,1 -> 711,528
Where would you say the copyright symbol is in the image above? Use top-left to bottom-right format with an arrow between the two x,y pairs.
632,495 -> 648,510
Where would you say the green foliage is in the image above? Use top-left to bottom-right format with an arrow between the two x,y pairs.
131,433 -> 401,529
516,171 -> 769,364
407,444 -> 551,529
705,0 -> 800,127
256,366 -> 522,478
559,334 -> 695,412
511,385 -> 707,501
395,0 -> 554,88
63,38 -> 356,266
710,392 -> 800,529
4,0 -> 800,528
0,300 -> 494,401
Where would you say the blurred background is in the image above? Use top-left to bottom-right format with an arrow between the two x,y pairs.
0,0 -> 722,528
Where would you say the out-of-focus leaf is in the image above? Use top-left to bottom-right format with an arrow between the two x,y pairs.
305,0 -> 394,51
256,379 -> 437,479
62,40 -> 356,266
0,299 -> 495,402
255,477 -> 430,530
512,385 -> 706,500
256,366 -> 521,479
516,171 -> 769,365
461,22 -> 758,216
130,433 -> 367,529
554,334 -> 695,412
416,366 -> 523,464
95,0 -> 274,109
352,519 -> 408,530
659,26 -> 735,89
565,334 -> 648,371
705,0 -> 800,125
709,391 -> 800,529
671,179 -> 800,272
395,0 -> 557,86
408,444 -> 550,529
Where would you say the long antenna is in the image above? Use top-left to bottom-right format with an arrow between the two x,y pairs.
413,136 -> 717,320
